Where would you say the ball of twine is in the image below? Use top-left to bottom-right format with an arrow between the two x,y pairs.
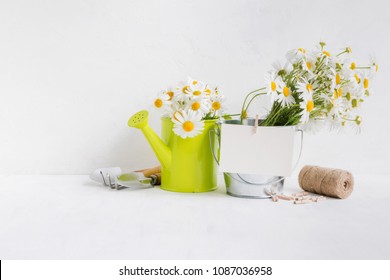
298,165 -> 354,199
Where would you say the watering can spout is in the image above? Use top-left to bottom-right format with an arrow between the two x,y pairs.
127,110 -> 171,169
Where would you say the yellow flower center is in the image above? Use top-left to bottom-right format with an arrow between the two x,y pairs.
167,91 -> 174,100
375,64 -> 379,72
298,48 -> 306,54
334,88 -> 342,98
364,78 -> 369,89
336,73 -> 341,85
323,51 -> 331,57
193,90 -> 202,96
354,74 -> 360,83
182,85 -> 189,94
154,99 -> 163,108
205,88 -> 212,95
241,109 -> 247,119
182,121 -> 194,132
352,99 -> 358,108
306,100 -> 314,112
192,80 -> 198,85
173,111 -> 182,122
306,61 -> 312,70
306,83 -> 313,92
191,102 -> 201,111
350,62 -> 356,70
283,86 -> 290,97
337,87 -> 343,97
271,81 -> 277,91
212,101 -> 221,111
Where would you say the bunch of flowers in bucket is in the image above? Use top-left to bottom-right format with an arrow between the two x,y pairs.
152,78 -> 226,138
241,42 -> 378,132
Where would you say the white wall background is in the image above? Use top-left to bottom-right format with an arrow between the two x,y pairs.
1,0 -> 389,175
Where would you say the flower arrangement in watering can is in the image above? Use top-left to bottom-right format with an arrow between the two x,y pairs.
128,78 -> 227,193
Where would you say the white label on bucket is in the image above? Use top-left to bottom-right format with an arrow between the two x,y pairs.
218,124 -> 296,176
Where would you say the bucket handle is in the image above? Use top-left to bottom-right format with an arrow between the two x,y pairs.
209,124 -> 304,185
209,125 -> 221,165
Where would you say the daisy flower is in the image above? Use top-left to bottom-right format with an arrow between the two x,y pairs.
343,82 -> 365,110
186,97 -> 211,115
187,77 -> 201,86
318,49 -> 332,65
350,94 -> 364,110
163,86 -> 176,101
277,82 -> 295,107
326,68 -> 338,93
210,94 -> 226,116
187,81 -> 206,98
327,114 -> 343,131
360,72 -> 371,95
349,71 -> 371,96
175,79 -> 191,101
297,78 -> 314,100
333,86 -> 343,99
204,86 -> 215,96
272,60 -> 293,76
329,97 -> 345,117
369,57 -> 379,77
172,110 -> 204,139
166,99 -> 183,118
342,58 -> 358,72
300,98 -> 315,123
286,47 -> 307,63
302,51 -> 317,73
153,91 -> 171,113
348,71 -> 361,87
314,42 -> 333,65
349,115 -> 363,134
264,71 -> 281,101
177,79 -> 190,94
300,119 -> 325,134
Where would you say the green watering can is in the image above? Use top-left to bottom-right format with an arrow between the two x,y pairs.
128,110 -> 218,193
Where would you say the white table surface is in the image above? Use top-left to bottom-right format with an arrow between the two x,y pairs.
0,174 -> 389,260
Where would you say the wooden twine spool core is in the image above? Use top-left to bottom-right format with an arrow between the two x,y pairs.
298,165 -> 354,199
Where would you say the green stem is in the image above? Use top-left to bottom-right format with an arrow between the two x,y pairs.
336,50 -> 347,56
355,66 -> 371,69
240,88 -> 266,122
244,92 -> 267,112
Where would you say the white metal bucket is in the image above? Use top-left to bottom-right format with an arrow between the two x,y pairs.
210,119 -> 303,199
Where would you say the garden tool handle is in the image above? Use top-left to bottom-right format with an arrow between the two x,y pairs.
142,166 -> 161,178
133,166 -> 162,186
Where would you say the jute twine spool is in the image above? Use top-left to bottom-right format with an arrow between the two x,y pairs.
298,165 -> 354,199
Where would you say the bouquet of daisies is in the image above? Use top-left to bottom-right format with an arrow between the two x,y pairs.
152,78 -> 226,139
241,42 -> 378,132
